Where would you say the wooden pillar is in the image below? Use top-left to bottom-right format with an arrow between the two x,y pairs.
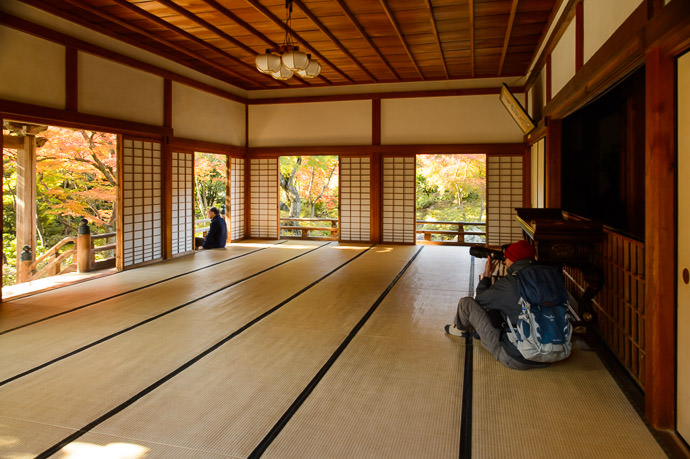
77,218 -> 92,273
16,135 -> 36,264
644,45 -> 676,430
370,152 -> 382,243
545,118 -> 562,208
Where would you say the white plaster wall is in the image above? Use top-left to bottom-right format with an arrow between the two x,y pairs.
0,0 -> 244,98
551,19 -> 576,98
583,0 -> 642,64
381,95 -> 524,144
0,25 -> 65,108
173,83 -> 246,146
79,53 -> 163,126
248,100 -> 371,147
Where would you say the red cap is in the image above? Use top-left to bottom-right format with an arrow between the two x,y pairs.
504,239 -> 535,262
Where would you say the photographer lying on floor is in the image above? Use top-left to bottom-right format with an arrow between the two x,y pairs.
445,239 -> 572,370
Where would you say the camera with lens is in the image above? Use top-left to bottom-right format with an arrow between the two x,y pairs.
469,245 -> 505,261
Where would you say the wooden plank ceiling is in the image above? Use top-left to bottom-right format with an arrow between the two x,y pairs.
21,0 -> 559,91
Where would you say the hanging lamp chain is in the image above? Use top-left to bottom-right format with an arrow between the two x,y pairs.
283,0 -> 294,49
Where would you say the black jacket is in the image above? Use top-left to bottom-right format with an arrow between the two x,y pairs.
202,214 -> 227,249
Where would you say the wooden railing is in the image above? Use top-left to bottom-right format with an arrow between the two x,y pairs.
20,236 -> 77,282
194,218 -> 211,236
17,220 -> 116,283
280,217 -> 339,240
415,220 -> 486,246
91,232 -> 116,270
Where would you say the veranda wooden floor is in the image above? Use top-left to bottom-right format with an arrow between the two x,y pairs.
0,241 -> 667,458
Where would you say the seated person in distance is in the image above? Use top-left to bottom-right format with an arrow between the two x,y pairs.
196,206 -> 227,250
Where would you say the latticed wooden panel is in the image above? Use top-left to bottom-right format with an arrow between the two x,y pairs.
122,139 -> 162,267
382,156 -> 415,244
340,157 -> 371,242
230,157 -> 245,241
565,231 -> 646,387
486,156 -> 523,247
250,158 -> 278,239
171,152 -> 193,256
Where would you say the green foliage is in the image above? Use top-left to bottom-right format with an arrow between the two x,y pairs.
194,152 -> 227,219
3,126 -> 117,286
279,155 -> 338,219
416,154 -> 486,242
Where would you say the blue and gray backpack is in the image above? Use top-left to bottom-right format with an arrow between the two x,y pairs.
506,264 -> 573,363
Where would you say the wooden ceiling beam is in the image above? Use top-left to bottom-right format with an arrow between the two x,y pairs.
202,0 -> 278,50
424,0 -> 449,79
200,0 -> 330,86
469,0 -> 475,77
59,0 -> 276,88
244,0 -> 354,83
378,0 -> 424,79
107,0 -> 287,87
154,0 -> 314,86
498,0 -> 519,75
333,0 -> 400,80
292,0 -> 377,82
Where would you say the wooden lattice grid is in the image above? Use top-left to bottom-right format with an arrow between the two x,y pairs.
564,230 -> 646,388
340,157 -> 371,242
250,158 -> 278,239
171,152 -> 193,256
230,157 -> 245,241
486,156 -> 523,247
382,156 -> 415,244
121,139 -> 162,268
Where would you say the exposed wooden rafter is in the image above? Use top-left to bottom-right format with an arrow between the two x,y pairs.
244,0 -> 354,83
333,0 -> 400,80
153,0 -> 316,86
378,0 -> 424,79
292,0 -> 377,82
498,0 -> 520,75
11,0 -> 560,90
56,0 -> 262,87
424,0 -> 449,79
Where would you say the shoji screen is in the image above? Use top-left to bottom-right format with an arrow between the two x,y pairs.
250,158 -> 278,238
382,156 -> 415,244
486,155 -> 523,247
121,139 -> 162,268
340,157 -> 371,242
171,152 -> 193,256
230,157 -> 245,240
530,139 -> 545,208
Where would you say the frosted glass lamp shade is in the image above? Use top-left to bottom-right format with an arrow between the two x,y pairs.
271,65 -> 294,80
296,59 -> 321,78
281,47 -> 310,71
255,50 -> 281,74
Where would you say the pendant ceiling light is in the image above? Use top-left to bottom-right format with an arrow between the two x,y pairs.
255,0 -> 321,81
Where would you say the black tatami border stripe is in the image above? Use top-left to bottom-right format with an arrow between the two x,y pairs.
0,240 -> 289,335
459,256 -> 476,459
0,241 -> 329,388
36,244 -> 375,459
248,245 -> 425,458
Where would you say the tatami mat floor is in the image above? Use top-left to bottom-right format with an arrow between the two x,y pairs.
0,242 -> 667,458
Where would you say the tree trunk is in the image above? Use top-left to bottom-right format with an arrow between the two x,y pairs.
279,157 -> 302,218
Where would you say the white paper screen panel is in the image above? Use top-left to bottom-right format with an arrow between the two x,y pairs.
250,158 -> 278,239
340,157 -> 371,242
382,156 -> 415,244
486,156 -> 523,247
122,139 -> 162,267
171,152 -> 193,256
231,157 -> 245,240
